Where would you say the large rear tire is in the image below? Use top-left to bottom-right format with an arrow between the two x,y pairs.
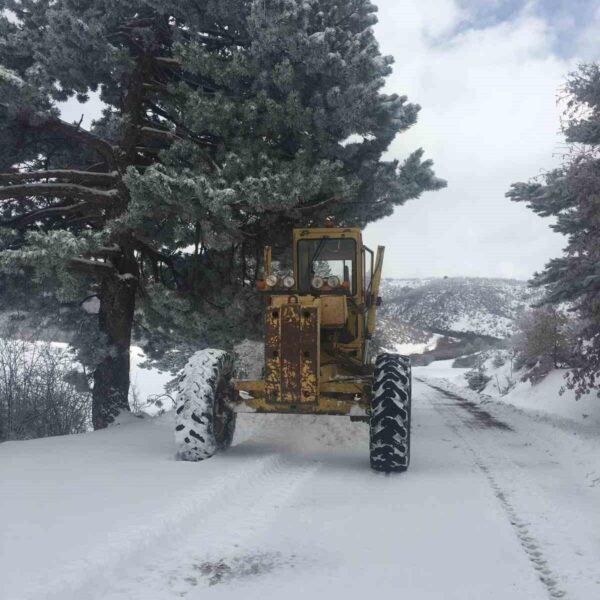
370,353 -> 411,473
174,349 -> 237,461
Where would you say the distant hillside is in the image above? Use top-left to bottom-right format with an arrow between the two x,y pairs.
375,277 -> 542,362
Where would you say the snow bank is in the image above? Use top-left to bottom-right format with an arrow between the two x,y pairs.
415,356 -> 600,426
1,413 -> 183,600
490,368 -> 600,426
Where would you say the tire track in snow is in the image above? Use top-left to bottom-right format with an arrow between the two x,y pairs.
37,452 -> 286,600
96,453 -> 321,599
478,463 -> 566,598
422,381 -> 568,600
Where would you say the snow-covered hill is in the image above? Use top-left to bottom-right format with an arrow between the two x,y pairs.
376,277 -> 541,358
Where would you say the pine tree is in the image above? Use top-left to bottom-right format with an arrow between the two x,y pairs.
0,1 -> 445,427
507,63 -> 600,398
124,0 -> 446,369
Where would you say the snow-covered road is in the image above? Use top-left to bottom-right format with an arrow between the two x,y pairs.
2,379 -> 600,600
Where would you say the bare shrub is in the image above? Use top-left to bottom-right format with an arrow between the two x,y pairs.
511,307 -> 574,384
145,393 -> 176,415
492,353 -> 506,368
464,355 -> 492,392
0,337 -> 91,441
465,369 -> 491,392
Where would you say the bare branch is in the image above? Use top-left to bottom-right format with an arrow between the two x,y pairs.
140,126 -> 178,141
131,235 -> 173,265
0,202 -> 88,227
0,170 -> 119,186
154,56 -> 181,68
298,196 -> 340,213
131,235 -> 182,288
69,257 -> 117,277
145,101 -> 218,147
12,109 -> 119,169
87,245 -> 122,258
0,183 -> 120,203
135,146 -> 161,155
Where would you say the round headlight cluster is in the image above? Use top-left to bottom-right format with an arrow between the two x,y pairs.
311,275 -> 342,289
265,274 -> 295,289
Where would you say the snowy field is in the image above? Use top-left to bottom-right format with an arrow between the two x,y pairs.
2,374 -> 600,600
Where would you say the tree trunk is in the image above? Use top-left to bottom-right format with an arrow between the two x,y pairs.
92,273 -> 137,429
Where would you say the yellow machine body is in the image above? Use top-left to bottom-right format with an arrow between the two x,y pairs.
232,227 -> 384,417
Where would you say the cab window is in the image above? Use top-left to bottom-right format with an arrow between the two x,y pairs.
297,238 -> 356,294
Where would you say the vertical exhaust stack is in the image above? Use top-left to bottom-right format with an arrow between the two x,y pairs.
366,246 -> 385,340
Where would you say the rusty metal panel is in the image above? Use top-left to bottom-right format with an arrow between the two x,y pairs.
264,303 -> 319,404
280,304 -> 301,403
298,305 -> 319,403
320,295 -> 348,328
265,305 -> 281,403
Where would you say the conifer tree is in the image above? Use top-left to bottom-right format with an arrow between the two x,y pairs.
507,63 -> 600,398
0,0 -> 444,427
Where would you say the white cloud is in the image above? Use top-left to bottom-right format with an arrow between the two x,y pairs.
54,1 -> 581,281
364,0 -> 575,280
576,4 -> 600,61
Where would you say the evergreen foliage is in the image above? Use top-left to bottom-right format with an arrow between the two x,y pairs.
507,63 -> 600,398
0,0 -> 444,427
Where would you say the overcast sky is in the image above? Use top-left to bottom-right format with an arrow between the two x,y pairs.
59,0 -> 600,281
363,0 -> 600,280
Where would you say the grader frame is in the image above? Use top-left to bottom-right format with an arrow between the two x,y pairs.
231,226 -> 384,417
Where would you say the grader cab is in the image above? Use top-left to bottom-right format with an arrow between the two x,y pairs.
174,226 -> 412,473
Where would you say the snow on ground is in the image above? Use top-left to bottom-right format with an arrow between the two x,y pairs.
389,333 -> 443,355
415,358 -> 468,383
490,367 -> 600,426
416,357 -> 600,427
2,377 -> 600,600
447,311 -> 514,338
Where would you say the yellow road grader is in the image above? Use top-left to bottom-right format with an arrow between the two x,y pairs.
174,225 -> 412,472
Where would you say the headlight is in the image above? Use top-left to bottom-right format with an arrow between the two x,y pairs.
311,276 -> 324,289
265,274 -> 278,287
282,275 -> 295,289
327,275 -> 341,288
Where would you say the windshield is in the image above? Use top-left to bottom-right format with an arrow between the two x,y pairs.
297,238 -> 356,293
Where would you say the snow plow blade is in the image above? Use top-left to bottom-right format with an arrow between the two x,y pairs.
231,378 -> 369,416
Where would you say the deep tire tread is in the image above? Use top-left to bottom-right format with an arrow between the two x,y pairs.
174,349 -> 237,462
370,353 -> 412,473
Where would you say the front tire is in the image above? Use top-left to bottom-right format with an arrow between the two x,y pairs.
175,349 -> 237,461
370,353 -> 412,473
